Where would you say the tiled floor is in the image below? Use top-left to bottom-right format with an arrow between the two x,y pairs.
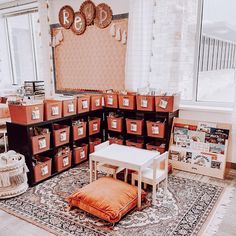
0,170 -> 236,236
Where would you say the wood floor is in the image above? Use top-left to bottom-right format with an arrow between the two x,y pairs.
0,210 -> 53,236
0,170 -> 236,236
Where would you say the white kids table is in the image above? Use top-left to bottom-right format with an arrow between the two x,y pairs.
89,144 -> 159,208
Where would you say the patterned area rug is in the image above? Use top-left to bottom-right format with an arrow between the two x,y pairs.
0,162 -> 224,236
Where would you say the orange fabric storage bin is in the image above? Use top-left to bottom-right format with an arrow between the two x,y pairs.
118,93 -> 136,110
54,150 -> 72,172
31,133 -> 50,155
136,95 -> 155,111
90,94 -> 103,111
33,156 -> 52,182
62,98 -> 77,117
103,93 -> 118,108
77,95 -> 90,113
9,103 -> 44,125
72,122 -> 87,141
89,117 -> 101,135
0,105 -> 10,118
146,121 -> 165,138
107,116 -> 123,132
53,124 -> 70,147
155,94 -> 180,112
126,118 -> 144,135
146,142 -> 166,154
126,139 -> 144,149
44,100 -> 62,120
89,138 -> 102,153
73,144 -> 88,164
108,137 -> 123,145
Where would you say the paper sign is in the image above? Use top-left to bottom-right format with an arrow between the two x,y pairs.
60,131 -> 67,142
32,109 -> 40,120
107,97 -> 113,105
130,123 -> 137,132
152,126 -> 159,134
95,99 -> 100,107
51,106 -> 59,116
111,120 -> 117,129
80,150 -> 85,159
68,103 -> 75,113
38,138 -> 46,149
141,99 -> 148,108
41,165 -> 49,176
82,100 -> 88,109
93,123 -> 98,131
78,127 -> 84,136
63,156 -> 69,166
159,99 -> 168,109
123,98 -> 129,107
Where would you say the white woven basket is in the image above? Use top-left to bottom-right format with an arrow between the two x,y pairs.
0,151 -> 29,199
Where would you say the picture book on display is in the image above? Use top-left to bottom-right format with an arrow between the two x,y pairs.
169,118 -> 231,179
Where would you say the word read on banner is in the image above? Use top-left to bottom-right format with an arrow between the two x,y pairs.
58,1 -> 113,35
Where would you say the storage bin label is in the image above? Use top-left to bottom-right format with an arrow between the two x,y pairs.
32,109 -> 40,120
111,120 -> 117,129
141,99 -> 148,108
78,127 -> 84,136
123,98 -> 129,106
130,123 -> 137,132
93,123 -> 98,131
159,99 -> 168,109
51,106 -> 59,116
41,165 -> 49,176
107,97 -> 113,105
60,131 -> 67,142
152,125 -> 160,134
80,150 -> 85,159
63,156 -> 69,166
82,100 -> 88,109
68,103 -> 75,113
38,138 -> 47,149
95,99 -> 100,107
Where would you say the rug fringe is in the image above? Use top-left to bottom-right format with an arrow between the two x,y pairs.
202,186 -> 236,236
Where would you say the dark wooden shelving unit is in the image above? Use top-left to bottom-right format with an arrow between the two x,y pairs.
104,107 -> 179,150
7,109 -> 104,187
7,106 -> 178,187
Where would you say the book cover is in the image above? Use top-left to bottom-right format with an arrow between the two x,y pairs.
209,143 -> 225,154
188,130 -> 206,143
197,122 -> 217,133
192,152 -> 212,168
205,128 -> 229,144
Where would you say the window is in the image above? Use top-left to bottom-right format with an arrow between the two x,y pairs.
195,0 -> 236,105
5,10 -> 40,85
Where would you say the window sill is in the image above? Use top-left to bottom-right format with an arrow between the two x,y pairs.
179,104 -> 233,114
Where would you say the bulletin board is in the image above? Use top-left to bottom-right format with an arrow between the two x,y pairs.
169,118 -> 232,179
52,14 -> 128,93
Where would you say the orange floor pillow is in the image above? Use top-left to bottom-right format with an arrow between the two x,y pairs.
66,177 -> 146,223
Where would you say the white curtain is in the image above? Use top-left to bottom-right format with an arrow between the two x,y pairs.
125,0 -> 154,91
125,0 -> 198,97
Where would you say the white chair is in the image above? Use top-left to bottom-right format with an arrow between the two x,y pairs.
95,141 -> 127,182
131,151 -> 169,204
